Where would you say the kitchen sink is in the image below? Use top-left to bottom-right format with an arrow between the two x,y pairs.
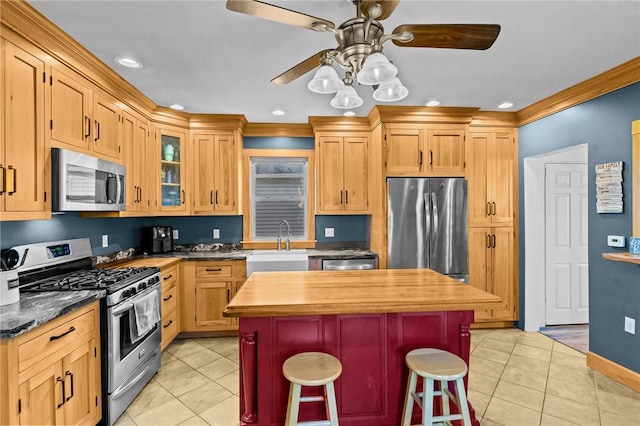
246,249 -> 308,277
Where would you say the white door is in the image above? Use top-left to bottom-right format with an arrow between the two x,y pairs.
545,163 -> 589,325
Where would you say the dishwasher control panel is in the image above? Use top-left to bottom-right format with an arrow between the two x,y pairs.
322,258 -> 376,270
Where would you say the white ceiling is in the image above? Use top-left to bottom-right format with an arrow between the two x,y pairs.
28,1 -> 640,124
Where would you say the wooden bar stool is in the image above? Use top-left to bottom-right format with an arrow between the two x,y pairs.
282,352 -> 342,426
401,348 -> 472,426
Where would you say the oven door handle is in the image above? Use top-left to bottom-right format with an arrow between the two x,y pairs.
110,359 -> 158,400
111,286 -> 160,316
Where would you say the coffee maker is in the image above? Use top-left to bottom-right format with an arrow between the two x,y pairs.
142,226 -> 174,253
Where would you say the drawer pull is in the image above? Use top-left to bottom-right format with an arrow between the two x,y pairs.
65,371 -> 74,401
50,326 -> 76,341
163,274 -> 173,280
206,268 -> 222,272
163,294 -> 173,302
163,320 -> 173,329
57,376 -> 65,408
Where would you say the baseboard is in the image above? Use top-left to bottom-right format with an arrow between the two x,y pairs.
587,351 -> 640,393
471,321 -> 515,329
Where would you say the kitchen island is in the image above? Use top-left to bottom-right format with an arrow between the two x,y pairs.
224,269 -> 504,426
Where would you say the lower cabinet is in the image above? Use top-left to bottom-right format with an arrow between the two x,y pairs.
160,263 -> 180,350
468,226 -> 516,322
0,301 -> 102,426
181,260 -> 246,332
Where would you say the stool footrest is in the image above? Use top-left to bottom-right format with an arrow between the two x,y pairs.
296,421 -> 331,426
299,396 -> 326,403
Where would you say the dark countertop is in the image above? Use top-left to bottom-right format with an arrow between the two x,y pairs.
0,290 -> 105,340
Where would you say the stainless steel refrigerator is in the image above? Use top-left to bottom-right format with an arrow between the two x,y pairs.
387,177 -> 468,282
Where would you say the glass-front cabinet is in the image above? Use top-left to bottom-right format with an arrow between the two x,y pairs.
155,126 -> 188,213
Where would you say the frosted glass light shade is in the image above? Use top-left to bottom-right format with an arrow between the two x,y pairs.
330,85 -> 364,109
357,53 -> 398,85
373,77 -> 409,102
308,65 -> 343,94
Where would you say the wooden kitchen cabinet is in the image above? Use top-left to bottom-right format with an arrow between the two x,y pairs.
0,39 -> 48,221
181,260 -> 246,332
49,65 -> 122,161
122,111 -> 152,214
316,133 -> 369,213
468,226 -> 516,322
0,301 -> 102,426
192,132 -> 239,214
154,125 -> 188,214
467,130 -> 516,226
384,124 -> 466,176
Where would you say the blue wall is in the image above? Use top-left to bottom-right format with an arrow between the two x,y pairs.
518,81 -> 640,373
0,137 -> 369,253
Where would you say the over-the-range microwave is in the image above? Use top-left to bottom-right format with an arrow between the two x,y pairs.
52,148 -> 125,211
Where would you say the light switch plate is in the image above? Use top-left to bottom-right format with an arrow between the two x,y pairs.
213,229 -> 220,239
324,228 -> 334,238
173,229 -> 179,240
607,235 -> 625,247
102,234 -> 108,248
624,316 -> 636,335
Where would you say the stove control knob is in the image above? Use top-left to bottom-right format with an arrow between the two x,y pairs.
139,282 -> 147,291
130,287 -> 137,296
154,275 -> 160,284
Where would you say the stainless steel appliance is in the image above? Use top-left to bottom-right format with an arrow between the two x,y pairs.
0,249 -> 20,306
387,177 -> 468,282
142,226 -> 174,253
52,148 -> 126,211
12,238 -> 161,426
322,258 -> 376,270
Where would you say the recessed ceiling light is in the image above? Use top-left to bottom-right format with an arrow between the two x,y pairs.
498,101 -> 514,109
343,111 -> 356,117
272,109 -> 286,116
425,100 -> 440,107
115,57 -> 142,69
169,104 -> 185,111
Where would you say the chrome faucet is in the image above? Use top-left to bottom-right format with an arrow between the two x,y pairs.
277,219 -> 291,251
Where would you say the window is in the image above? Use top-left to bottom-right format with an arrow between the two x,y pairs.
242,150 -> 315,245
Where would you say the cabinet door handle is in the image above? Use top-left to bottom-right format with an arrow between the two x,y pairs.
163,294 -> 173,302
492,201 -> 496,216
419,150 -> 423,166
227,289 -> 230,303
94,120 -> 101,141
163,274 -> 173,281
84,116 -> 91,138
134,186 -> 139,203
139,187 -> 142,203
50,326 -> 76,341
0,164 -> 5,195
57,376 -> 65,408
487,234 -> 491,249
65,371 -> 74,401
492,234 -> 496,248
206,268 -> 222,272
181,189 -> 185,205
486,202 -> 491,216
215,190 -> 219,205
345,190 -> 348,204
7,166 -> 16,195
210,190 -> 214,205
163,320 -> 173,329
429,150 -> 433,165
340,190 -> 343,204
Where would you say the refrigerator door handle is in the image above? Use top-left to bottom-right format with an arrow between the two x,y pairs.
431,191 -> 438,249
424,191 -> 431,248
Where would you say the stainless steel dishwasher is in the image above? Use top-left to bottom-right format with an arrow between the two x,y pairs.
322,258 -> 376,270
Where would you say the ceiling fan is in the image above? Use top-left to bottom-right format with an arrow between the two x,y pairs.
226,0 -> 501,108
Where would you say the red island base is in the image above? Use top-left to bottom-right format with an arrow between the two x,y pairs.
237,310 -> 478,426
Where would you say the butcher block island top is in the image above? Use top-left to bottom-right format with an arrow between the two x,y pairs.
224,268 -> 504,317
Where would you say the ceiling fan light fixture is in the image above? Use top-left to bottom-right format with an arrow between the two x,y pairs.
308,65 -> 343,94
373,77 -> 408,102
330,85 -> 364,109
357,52 -> 398,85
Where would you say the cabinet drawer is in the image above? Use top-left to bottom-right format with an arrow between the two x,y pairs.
161,309 -> 178,350
18,309 -> 95,373
196,264 -> 233,279
162,265 -> 178,291
162,285 -> 178,314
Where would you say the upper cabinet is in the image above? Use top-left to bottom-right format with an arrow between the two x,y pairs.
384,124 -> 466,176
316,133 -> 370,214
0,39 -> 48,221
122,111 -> 152,214
192,132 -> 239,214
467,130 -> 516,226
49,66 -> 122,162
154,125 -> 188,214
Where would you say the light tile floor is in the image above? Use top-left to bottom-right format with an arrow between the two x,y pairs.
114,329 -> 640,426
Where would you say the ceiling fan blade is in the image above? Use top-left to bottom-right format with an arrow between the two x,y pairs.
361,0 -> 400,20
272,50 -> 333,85
392,24 -> 501,50
226,0 -> 334,31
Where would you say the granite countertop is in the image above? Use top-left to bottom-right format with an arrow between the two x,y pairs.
0,290 -> 104,340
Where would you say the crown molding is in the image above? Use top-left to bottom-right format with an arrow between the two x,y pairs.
308,116 -> 372,132
244,123 -> 313,137
470,111 -> 518,128
189,114 -> 248,132
371,105 -> 479,124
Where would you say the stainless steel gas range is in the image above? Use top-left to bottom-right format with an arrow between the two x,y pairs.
5,238 -> 161,426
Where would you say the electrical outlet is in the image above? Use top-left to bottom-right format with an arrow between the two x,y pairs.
173,229 -> 179,240
213,229 -> 220,239
102,234 -> 109,248
624,316 -> 636,335
324,227 -> 334,238
607,235 -> 625,247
